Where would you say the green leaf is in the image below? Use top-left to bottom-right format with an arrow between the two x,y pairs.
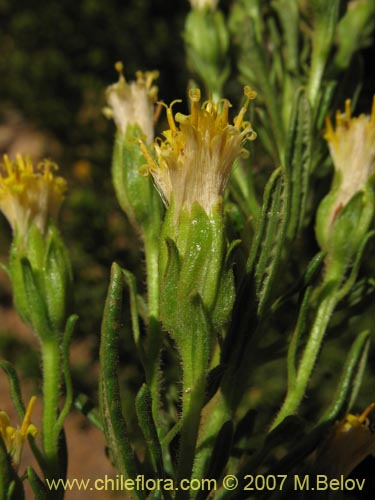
27,467 -> 49,500
284,89 -> 312,239
307,0 -> 340,107
99,262 -> 144,499
272,0 -> 299,73
247,168 -> 290,316
0,361 -> 25,419
21,258 -> 53,341
320,330 -> 371,424
236,17 -> 284,160
199,421 -> 233,495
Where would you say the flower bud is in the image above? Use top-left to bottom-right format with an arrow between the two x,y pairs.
104,64 -> 163,232
141,88 -> 256,341
0,155 -> 72,336
315,98 -> 375,277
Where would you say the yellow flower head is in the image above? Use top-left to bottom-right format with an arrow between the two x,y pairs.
0,396 -> 38,470
324,97 -> 375,225
104,62 -> 159,144
0,154 -> 67,239
140,86 -> 257,214
312,403 -> 375,478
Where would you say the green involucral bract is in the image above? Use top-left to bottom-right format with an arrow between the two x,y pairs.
316,185 -> 375,281
112,124 -> 163,234
9,223 -> 73,337
159,200 -> 234,347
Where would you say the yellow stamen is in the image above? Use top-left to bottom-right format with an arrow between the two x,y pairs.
335,108 -> 342,128
138,139 -> 159,171
324,115 -> 337,146
158,100 -> 182,134
145,86 -> 256,213
115,61 -> 125,83
216,99 -> 231,129
358,403 -> 375,424
20,396 -> 37,436
234,86 -> 257,128
189,88 -> 201,128
0,154 -> 66,238
344,99 -> 351,122
3,154 -> 13,176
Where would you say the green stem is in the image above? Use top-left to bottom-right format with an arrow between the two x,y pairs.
176,369 -> 206,499
143,230 -> 164,435
41,338 -> 61,475
271,292 -> 338,429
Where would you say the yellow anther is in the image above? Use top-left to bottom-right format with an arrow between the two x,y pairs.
115,61 -> 124,78
244,86 -> 257,100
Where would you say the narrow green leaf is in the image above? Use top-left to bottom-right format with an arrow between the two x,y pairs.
27,467 -> 49,500
199,421 -> 233,495
99,262 -> 144,499
337,230 -> 375,301
320,330 -> 371,423
0,361 -> 25,419
284,89 -> 312,239
246,168 -> 282,274
248,168 -> 289,316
